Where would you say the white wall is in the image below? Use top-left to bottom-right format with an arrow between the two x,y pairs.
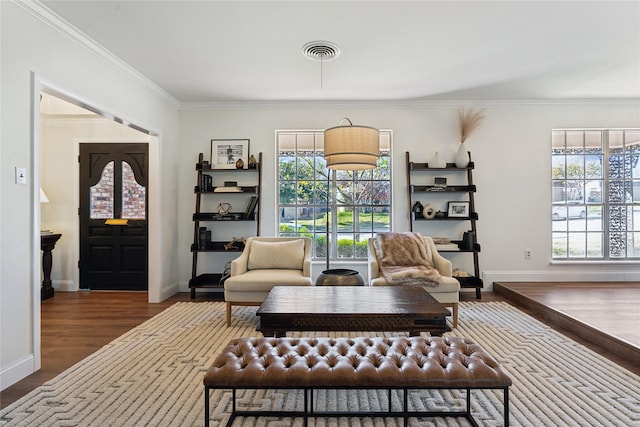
179,102 -> 640,290
1,2 -> 180,390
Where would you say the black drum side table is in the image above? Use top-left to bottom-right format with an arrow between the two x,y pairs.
315,268 -> 365,286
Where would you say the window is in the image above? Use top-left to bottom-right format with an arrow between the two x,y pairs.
277,130 -> 391,261
552,129 -> 640,259
89,160 -> 146,220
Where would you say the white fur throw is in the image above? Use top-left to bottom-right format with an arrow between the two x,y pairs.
373,232 -> 442,287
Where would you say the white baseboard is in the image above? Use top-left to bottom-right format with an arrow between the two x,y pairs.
177,280 -> 190,293
0,354 -> 35,392
155,282 -> 180,303
483,270 -> 640,288
53,280 -> 76,291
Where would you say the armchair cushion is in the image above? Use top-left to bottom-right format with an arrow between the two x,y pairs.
247,239 -> 305,270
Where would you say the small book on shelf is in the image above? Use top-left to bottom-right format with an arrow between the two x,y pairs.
213,186 -> 242,192
243,196 -> 258,219
198,227 -> 209,250
200,174 -> 212,192
435,243 -> 460,251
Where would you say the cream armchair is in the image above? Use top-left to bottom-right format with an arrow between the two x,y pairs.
223,236 -> 313,326
367,234 -> 460,328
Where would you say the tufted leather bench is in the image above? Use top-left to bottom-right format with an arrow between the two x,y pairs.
204,336 -> 511,426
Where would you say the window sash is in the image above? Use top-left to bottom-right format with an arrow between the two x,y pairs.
277,130 -> 391,261
552,129 -> 640,260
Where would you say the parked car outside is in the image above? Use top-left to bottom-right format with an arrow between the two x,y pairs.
552,204 -> 586,220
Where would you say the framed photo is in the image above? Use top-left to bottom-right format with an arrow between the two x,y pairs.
447,201 -> 470,218
211,139 -> 250,169
434,177 -> 447,188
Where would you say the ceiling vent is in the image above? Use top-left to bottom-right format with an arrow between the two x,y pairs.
302,41 -> 340,62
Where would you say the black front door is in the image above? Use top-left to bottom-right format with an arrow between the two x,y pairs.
79,143 -> 148,290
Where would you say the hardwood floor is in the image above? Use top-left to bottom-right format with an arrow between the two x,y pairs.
1,285 -> 638,410
494,281 -> 640,373
0,291 -> 201,409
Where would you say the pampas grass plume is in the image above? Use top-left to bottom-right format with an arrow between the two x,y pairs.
458,106 -> 485,143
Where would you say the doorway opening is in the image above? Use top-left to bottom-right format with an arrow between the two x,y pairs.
40,91 -> 151,292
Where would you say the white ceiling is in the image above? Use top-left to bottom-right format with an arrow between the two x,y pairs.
41,0 -> 640,104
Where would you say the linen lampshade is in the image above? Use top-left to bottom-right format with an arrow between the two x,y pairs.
324,122 -> 380,170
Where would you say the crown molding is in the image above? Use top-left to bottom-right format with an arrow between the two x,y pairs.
16,0 -> 180,109
180,98 -> 640,111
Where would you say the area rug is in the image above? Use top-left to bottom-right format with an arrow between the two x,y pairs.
1,301 -> 638,426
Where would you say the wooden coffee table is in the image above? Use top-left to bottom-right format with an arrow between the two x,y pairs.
256,286 -> 450,337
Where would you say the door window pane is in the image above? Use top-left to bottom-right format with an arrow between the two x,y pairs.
90,161 -> 114,219
121,161 -> 146,219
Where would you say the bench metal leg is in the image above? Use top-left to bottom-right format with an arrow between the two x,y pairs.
207,386 -> 510,426
466,387 -> 471,416
466,388 -> 481,427
504,387 -> 510,426
229,389 -> 238,427
204,386 -> 210,427
304,389 -> 309,427
403,388 -> 408,427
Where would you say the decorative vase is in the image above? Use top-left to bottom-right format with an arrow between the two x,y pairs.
428,151 -> 446,168
412,201 -> 424,219
424,203 -> 436,219
248,154 -> 257,169
235,158 -> 244,169
454,144 -> 470,168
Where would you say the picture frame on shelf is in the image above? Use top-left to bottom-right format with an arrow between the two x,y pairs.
433,177 -> 447,188
447,201 -> 470,217
211,139 -> 250,169
243,196 -> 259,219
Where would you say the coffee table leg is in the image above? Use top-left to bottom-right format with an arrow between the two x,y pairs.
259,328 -> 287,338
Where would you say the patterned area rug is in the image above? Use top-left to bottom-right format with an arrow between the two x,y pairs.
1,301 -> 638,426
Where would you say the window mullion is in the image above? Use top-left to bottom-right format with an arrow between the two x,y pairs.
603,130 -> 611,259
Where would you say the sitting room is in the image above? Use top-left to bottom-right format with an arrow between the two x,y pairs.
1,1 -> 639,426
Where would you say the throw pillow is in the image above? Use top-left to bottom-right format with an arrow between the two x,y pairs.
247,239 -> 305,270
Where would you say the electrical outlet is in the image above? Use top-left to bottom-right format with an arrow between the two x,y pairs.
524,249 -> 533,260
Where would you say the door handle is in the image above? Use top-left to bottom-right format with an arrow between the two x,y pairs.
105,219 -> 128,226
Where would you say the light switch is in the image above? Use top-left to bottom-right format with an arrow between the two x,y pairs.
15,167 -> 27,185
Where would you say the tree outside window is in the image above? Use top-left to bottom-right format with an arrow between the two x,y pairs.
277,130 -> 391,261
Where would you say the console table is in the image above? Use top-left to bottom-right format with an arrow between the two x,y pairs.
41,232 -> 62,300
